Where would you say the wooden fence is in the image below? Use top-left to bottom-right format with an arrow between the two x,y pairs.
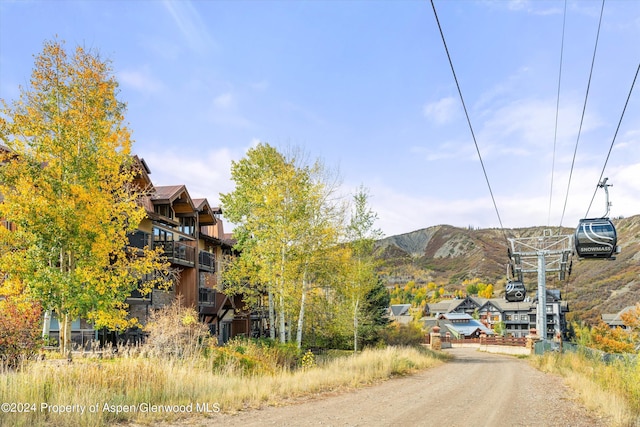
425,335 -> 527,347
451,336 -> 527,347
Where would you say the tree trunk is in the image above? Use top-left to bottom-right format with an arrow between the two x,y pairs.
268,290 -> 276,340
42,310 -> 51,340
353,298 -> 359,353
296,274 -> 308,349
279,292 -> 286,343
61,313 -> 72,355
278,244 -> 287,343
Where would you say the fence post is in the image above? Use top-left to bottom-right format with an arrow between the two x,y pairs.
526,328 -> 540,355
430,324 -> 442,351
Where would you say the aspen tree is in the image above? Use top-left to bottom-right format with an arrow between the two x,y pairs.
0,40 -> 170,353
221,143 -> 342,345
344,186 -> 383,352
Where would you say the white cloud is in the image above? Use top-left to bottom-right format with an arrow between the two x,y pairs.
162,0 -> 215,55
423,96 -> 457,124
206,91 -> 253,128
411,139 -> 474,162
213,92 -> 234,109
118,68 -> 164,94
141,147 -> 238,205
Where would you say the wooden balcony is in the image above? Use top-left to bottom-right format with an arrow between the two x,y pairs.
126,287 -> 151,305
198,287 -> 216,305
127,230 -> 151,250
153,240 -> 196,267
198,287 -> 216,315
199,250 -> 216,272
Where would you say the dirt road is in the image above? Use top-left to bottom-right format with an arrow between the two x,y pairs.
200,347 -> 607,426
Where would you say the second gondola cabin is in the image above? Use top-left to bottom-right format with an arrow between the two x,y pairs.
505,281 -> 526,302
574,218 -> 619,259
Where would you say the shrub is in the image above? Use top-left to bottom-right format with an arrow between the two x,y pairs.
379,322 -> 425,347
143,300 -> 210,359
301,349 -> 316,369
0,297 -> 42,369
208,337 -> 302,375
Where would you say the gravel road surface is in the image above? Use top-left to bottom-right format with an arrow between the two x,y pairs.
186,347 -> 609,426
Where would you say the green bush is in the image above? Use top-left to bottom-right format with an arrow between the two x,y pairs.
379,322 -> 425,347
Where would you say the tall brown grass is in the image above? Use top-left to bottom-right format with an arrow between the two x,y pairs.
0,346 -> 446,427
531,351 -> 640,426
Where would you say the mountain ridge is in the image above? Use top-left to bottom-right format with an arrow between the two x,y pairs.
374,215 -> 640,325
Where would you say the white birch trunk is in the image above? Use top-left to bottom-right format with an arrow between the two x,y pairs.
268,290 -> 276,340
42,310 -> 52,339
353,298 -> 359,353
296,274 -> 307,349
279,292 -> 286,343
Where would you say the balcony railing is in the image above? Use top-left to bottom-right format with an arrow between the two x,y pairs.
199,251 -> 216,272
153,241 -> 196,266
127,230 -> 151,250
504,319 -> 529,325
127,287 -> 151,301
198,287 -> 216,305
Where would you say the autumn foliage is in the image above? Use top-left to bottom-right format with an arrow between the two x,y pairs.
573,305 -> 640,354
0,297 -> 42,368
0,39 -> 170,352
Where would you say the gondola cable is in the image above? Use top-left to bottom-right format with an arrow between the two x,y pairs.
547,0 -> 568,228
558,0 -> 606,229
430,0 -> 508,245
573,63 -> 638,260
584,62 -> 640,219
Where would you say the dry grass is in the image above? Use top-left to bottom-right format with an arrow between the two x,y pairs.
0,346 -> 445,427
531,351 -> 640,427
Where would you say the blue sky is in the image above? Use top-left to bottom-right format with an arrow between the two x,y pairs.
1,0 -> 639,237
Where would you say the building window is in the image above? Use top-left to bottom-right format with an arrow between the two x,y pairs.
153,227 -> 173,242
154,204 -> 173,219
180,217 -> 196,237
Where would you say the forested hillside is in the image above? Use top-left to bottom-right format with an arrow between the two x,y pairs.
375,215 -> 640,325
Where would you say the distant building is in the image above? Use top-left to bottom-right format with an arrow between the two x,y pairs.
389,304 -> 413,325
423,312 -> 494,339
602,305 -> 639,330
424,291 -> 569,339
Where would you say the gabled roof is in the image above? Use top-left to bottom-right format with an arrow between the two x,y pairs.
426,314 -> 494,337
450,323 -> 494,337
426,299 -> 462,314
479,299 -> 535,312
193,198 -> 217,226
602,305 -> 638,327
152,185 -> 196,215
438,312 -> 473,321
132,155 -> 153,190
390,304 -> 411,317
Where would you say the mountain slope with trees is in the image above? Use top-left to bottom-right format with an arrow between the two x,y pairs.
375,215 -> 640,325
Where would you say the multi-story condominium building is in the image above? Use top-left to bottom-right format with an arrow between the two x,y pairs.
424,290 -> 569,339
2,152 -> 265,347
118,157 -> 268,345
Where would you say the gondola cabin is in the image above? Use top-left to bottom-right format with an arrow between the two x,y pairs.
505,281 -> 526,302
574,218 -> 618,259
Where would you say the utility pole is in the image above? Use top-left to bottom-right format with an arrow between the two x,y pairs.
508,231 -> 573,340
